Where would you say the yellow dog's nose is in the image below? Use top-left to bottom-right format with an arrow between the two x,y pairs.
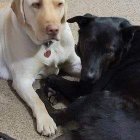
46,25 -> 59,36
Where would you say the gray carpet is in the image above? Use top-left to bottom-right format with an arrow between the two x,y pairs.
0,0 -> 140,140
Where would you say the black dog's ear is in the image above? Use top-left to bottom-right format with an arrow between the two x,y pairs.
120,26 -> 140,43
67,14 -> 96,27
119,20 -> 131,29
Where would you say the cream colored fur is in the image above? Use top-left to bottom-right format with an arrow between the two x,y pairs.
0,0 -> 81,136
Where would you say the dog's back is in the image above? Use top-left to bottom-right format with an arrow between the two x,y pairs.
56,91 -> 140,140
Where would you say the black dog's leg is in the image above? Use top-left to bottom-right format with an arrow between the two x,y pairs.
36,88 -> 55,112
50,109 -> 73,126
50,96 -> 87,126
0,132 -> 16,140
51,94 -> 100,140
41,75 -> 91,101
55,131 -> 81,140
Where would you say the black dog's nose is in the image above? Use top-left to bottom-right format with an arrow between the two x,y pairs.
87,71 -> 96,80
81,71 -> 96,82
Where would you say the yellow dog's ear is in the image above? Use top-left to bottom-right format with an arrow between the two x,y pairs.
11,0 -> 25,25
61,2 -> 67,23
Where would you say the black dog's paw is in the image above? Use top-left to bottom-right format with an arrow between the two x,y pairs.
44,74 -> 60,88
47,88 -> 59,105
50,109 -> 68,126
40,75 -> 63,105
39,74 -> 57,88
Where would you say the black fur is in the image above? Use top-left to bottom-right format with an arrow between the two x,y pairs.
0,132 -> 16,140
40,14 -> 140,140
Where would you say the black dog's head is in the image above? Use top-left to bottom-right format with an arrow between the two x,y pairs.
68,14 -> 140,83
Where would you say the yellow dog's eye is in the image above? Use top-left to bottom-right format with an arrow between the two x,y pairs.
32,2 -> 41,9
58,2 -> 63,7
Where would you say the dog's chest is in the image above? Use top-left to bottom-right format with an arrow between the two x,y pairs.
36,42 -> 70,68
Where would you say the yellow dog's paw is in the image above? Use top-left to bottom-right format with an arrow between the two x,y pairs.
37,114 -> 57,137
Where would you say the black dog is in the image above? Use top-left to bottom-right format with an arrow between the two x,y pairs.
40,14 -> 140,140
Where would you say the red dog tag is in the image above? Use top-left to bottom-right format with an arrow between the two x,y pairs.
44,50 -> 51,58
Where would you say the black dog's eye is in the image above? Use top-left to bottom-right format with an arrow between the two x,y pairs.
106,49 -> 114,57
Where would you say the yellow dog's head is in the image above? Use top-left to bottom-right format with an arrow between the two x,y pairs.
11,0 -> 67,45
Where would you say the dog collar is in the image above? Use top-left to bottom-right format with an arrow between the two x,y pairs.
44,41 -> 53,48
44,41 -> 53,58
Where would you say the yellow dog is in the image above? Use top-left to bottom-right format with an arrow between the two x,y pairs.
0,0 -> 81,136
